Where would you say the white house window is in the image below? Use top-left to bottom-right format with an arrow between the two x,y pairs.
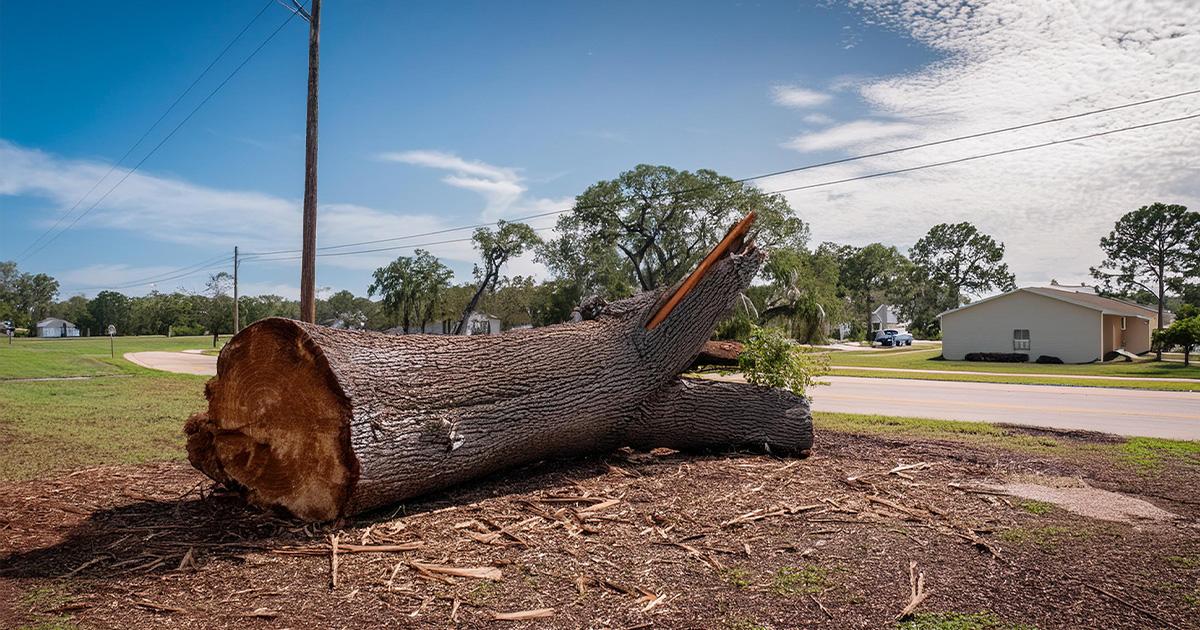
1120,317 -> 1127,330
1013,329 -> 1030,351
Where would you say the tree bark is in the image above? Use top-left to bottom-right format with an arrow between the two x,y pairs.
185,240 -> 811,522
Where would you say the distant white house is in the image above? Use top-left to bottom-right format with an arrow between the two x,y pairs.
36,317 -> 80,338
869,304 -> 905,332
440,312 -> 501,336
938,287 -> 1159,363
387,312 -> 503,336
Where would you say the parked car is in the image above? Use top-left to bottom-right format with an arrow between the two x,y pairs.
874,329 -> 913,346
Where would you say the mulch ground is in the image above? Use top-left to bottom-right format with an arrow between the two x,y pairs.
1,428 -> 1198,629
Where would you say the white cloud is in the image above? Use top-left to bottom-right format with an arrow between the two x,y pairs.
378,150 -> 518,183
802,113 -> 835,125
376,150 -> 572,277
783,119 -> 919,152
0,141 -> 562,290
378,149 -> 552,221
770,0 -> 1200,285
58,264 -> 180,293
771,84 -> 833,108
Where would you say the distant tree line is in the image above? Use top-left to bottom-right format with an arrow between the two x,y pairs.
4,167 -> 1196,355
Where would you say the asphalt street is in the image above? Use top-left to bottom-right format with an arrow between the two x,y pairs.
813,376 -> 1200,440
125,352 -> 1200,440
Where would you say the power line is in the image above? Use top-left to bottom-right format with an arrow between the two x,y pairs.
51,110 -> 1195,292
16,2 -> 307,265
241,88 -> 1200,257
246,111 -> 1200,262
243,227 -> 559,263
15,0 -> 277,262
766,112 -> 1200,195
62,254 -> 234,293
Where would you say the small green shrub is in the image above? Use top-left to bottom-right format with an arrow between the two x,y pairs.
738,325 -> 829,396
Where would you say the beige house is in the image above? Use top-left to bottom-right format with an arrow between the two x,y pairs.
939,287 -> 1159,364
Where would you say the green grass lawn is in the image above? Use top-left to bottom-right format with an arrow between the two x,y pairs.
0,372 -> 206,480
0,335 -> 225,379
826,347 -> 1200,380
0,335 -> 221,479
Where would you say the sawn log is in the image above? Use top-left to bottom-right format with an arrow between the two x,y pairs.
185,233 -> 812,521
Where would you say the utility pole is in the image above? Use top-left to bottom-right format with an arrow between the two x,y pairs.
233,246 -> 240,333
298,0 -> 321,323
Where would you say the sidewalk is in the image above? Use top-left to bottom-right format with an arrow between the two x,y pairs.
124,351 -> 217,376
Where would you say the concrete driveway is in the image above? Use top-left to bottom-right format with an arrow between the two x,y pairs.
814,376 -> 1200,440
124,351 -> 217,376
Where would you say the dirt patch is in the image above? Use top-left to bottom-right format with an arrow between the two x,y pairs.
1,430 -> 1198,629
992,478 -> 1181,524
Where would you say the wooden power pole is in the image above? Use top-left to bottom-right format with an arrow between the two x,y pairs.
233,246 -> 240,333
298,0 -> 322,323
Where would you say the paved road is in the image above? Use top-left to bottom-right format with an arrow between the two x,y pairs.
126,352 -> 1199,440
814,376 -> 1200,440
124,351 -> 217,376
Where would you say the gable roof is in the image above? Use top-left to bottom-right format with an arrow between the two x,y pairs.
1022,287 -> 1156,317
36,317 -> 76,327
938,287 -> 1155,319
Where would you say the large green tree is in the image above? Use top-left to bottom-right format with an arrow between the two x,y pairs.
238,294 -> 299,327
1091,203 -> 1200,359
757,246 -> 844,343
909,222 -> 1016,300
456,221 -> 540,334
87,290 -> 131,334
838,243 -> 907,338
368,249 -> 453,333
548,164 -> 807,293
0,262 -> 61,332
1153,315 -> 1200,367
887,261 -> 959,338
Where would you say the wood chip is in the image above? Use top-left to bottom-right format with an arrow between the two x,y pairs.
492,608 -> 555,621
135,600 -> 184,614
272,541 -> 422,556
329,533 -> 340,589
896,561 -> 931,620
410,561 -> 502,580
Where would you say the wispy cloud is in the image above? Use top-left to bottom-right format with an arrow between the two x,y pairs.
783,119 -> 918,152
771,84 -> 832,108
801,113 -> 835,125
379,150 -> 538,220
770,0 -> 1200,284
0,141 -> 554,287
378,149 -> 572,226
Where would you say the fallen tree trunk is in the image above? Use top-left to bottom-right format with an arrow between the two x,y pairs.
689,340 -> 744,369
185,225 -> 812,521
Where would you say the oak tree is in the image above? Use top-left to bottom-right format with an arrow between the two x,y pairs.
456,221 -> 540,334
1091,203 -> 1200,359
549,164 -> 807,292
909,222 -> 1016,301
368,249 -> 453,333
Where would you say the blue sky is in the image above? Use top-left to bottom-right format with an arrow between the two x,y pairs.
2,0 -> 1198,298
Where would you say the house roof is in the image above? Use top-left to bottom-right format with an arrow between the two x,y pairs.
36,317 -> 76,327
938,287 -> 1155,319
